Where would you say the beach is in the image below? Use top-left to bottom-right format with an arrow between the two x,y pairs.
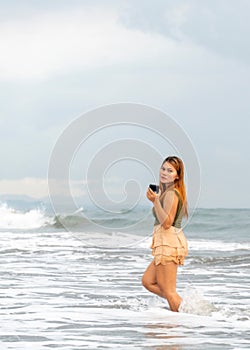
0,203 -> 249,349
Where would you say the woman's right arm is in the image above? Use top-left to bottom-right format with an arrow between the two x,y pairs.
153,191 -> 178,229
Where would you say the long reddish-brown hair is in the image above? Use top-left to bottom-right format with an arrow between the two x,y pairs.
159,156 -> 188,216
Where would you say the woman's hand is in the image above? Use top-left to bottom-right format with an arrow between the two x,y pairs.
146,188 -> 161,203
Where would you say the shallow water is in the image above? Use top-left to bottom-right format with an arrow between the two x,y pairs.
0,205 -> 249,349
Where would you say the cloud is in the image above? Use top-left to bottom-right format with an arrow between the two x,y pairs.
0,178 -> 49,198
1,1 -> 250,208
164,1 -> 250,63
0,7 -> 172,82
119,0 -> 250,64
0,177 -> 88,199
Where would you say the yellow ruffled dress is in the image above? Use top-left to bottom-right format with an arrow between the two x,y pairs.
151,190 -> 188,265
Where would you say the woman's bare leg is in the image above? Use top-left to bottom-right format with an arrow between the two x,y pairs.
142,261 -> 164,298
142,261 -> 182,312
156,262 -> 182,312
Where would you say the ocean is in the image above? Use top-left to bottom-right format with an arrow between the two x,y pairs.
0,201 -> 249,349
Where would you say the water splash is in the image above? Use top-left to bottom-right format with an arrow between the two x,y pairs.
0,202 -> 53,229
179,287 -> 217,316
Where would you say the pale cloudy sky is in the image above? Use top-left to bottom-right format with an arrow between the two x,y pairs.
0,0 -> 249,208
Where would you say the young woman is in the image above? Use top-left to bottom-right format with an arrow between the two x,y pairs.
142,156 -> 188,312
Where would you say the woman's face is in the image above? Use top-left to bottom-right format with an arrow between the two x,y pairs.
160,161 -> 178,185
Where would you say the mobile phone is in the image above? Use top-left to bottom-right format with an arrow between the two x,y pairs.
149,184 -> 159,193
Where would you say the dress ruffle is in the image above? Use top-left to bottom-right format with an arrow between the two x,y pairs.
151,224 -> 188,266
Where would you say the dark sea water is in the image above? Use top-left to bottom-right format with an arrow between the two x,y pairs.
0,201 -> 249,349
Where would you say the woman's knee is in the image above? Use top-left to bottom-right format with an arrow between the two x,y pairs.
141,274 -> 148,288
141,261 -> 156,289
142,273 -> 154,290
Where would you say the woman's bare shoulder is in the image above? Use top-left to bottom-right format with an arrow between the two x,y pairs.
162,189 -> 178,197
162,189 -> 178,203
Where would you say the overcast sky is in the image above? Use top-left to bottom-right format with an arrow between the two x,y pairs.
0,0 -> 249,208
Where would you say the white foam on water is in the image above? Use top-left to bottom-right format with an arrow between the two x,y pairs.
188,239 -> 250,251
0,211 -> 249,350
137,236 -> 250,252
178,286 -> 218,316
0,202 -> 53,229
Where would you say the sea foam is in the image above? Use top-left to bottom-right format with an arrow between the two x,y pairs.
179,286 -> 218,316
0,202 -> 53,229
